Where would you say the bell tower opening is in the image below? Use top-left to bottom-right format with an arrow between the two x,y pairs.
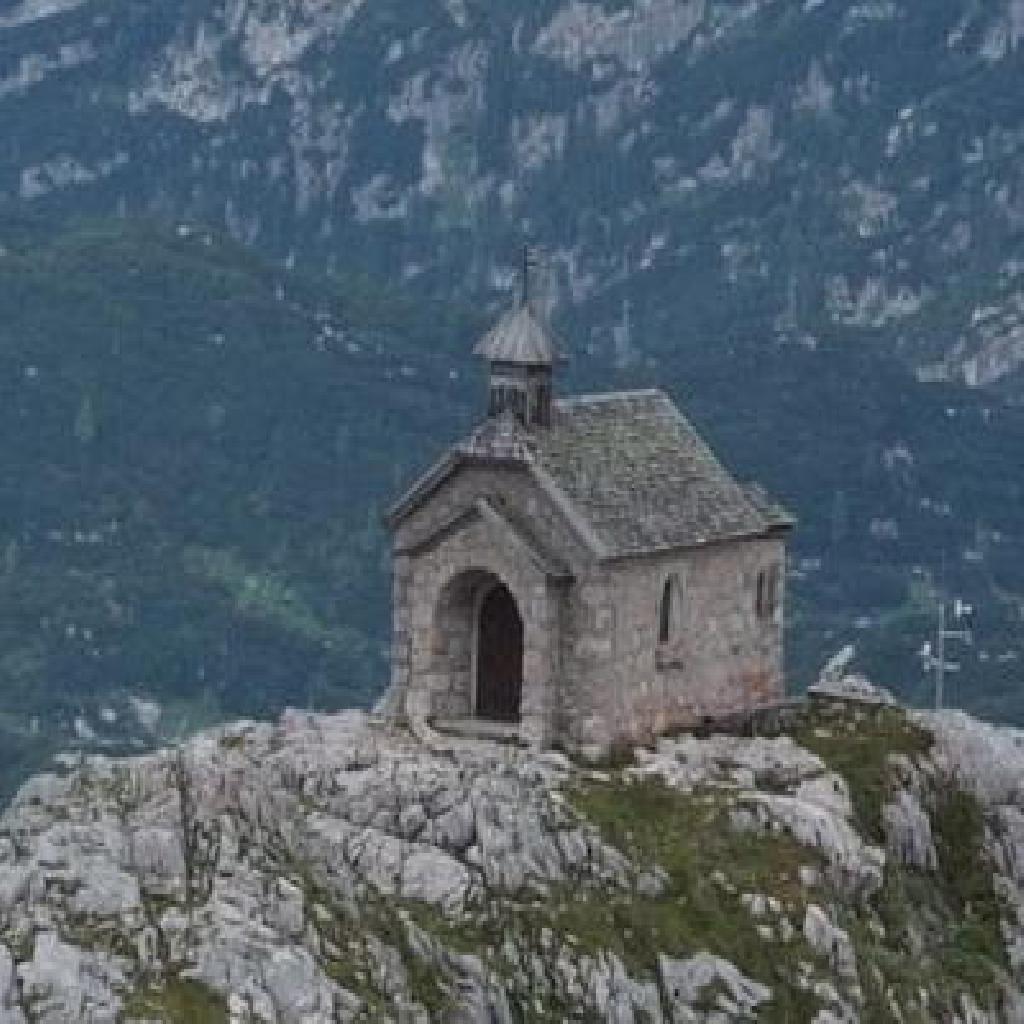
473,247 -> 560,430
475,583 -> 524,723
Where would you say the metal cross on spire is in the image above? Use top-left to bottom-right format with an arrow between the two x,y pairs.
521,245 -> 541,308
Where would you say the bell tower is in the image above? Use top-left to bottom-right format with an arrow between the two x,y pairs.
473,248 -> 559,429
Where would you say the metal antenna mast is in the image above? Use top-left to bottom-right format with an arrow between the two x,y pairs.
920,560 -> 972,710
521,246 -> 540,308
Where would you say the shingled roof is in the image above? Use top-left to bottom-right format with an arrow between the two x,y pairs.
533,390 -> 791,558
388,389 -> 791,560
472,305 -> 560,365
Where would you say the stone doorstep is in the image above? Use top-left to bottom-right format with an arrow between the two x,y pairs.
429,717 -> 527,746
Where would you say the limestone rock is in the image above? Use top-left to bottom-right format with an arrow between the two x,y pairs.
587,951 -> 663,1024
883,790 -> 938,872
803,905 -> 858,981
634,734 -> 826,793
0,945 -> 24,1024
926,709 -> 1024,806
0,700 -> 1018,1022
124,825 -> 186,899
399,848 -> 472,912
17,932 -> 127,1024
810,650 -> 897,707
658,952 -> 771,1021
271,877 -> 306,938
442,951 -> 513,1024
731,791 -> 885,899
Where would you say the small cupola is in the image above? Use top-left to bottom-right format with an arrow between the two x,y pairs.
473,249 -> 560,429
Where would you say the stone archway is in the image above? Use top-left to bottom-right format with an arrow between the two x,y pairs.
475,582 -> 523,723
433,568 -> 525,723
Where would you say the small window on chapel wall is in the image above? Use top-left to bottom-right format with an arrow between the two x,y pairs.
658,574 -> 683,643
756,564 -> 781,619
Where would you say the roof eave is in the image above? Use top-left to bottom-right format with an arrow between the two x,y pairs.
475,497 -> 573,579
596,524 -> 793,565
383,450 -> 458,529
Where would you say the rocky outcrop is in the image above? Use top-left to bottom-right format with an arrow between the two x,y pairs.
882,789 -> 938,872
635,734 -> 885,899
657,952 -> 770,1022
0,697 -> 1020,1022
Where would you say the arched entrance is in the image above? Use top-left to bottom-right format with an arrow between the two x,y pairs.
432,569 -> 526,725
475,583 -> 524,723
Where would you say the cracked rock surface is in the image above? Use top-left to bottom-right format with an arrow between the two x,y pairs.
0,695 -> 1020,1022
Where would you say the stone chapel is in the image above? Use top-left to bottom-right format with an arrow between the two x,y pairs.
384,279 -> 793,751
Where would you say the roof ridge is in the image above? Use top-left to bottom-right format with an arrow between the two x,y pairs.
553,388 -> 667,407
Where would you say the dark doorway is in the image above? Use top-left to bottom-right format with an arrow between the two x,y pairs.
476,584 -> 523,723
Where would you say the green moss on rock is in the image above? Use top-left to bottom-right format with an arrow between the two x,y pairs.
792,702 -> 932,842
121,977 -> 228,1024
562,779 -> 823,1022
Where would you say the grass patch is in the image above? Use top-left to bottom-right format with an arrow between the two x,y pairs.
62,917 -> 137,961
555,779 -> 822,1022
932,787 -> 1006,974
792,702 -> 932,841
852,866 -> 1002,1023
793,701 -> 1004,1015
122,977 -> 228,1024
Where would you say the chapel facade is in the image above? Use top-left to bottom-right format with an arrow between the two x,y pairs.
384,285 -> 793,751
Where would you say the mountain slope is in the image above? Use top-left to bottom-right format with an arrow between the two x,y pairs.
3,0 -> 1024,742
1,213 -> 1024,801
0,214 -> 481,795
2,0 -> 1024,386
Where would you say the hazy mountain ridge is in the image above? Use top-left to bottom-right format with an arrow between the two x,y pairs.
3,0 -> 1024,386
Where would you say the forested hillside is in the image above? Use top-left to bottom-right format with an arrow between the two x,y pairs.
1,215 -> 1023,798
0,215 -> 478,793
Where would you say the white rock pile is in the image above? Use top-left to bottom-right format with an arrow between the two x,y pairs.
0,697 -> 1019,1022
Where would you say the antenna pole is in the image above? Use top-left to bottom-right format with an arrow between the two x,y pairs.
522,245 -> 541,308
924,574 -> 971,712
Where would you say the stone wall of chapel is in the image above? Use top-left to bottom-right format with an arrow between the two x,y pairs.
555,570 -> 620,746
391,462 -> 604,746
394,513 -> 566,746
569,537 -> 787,748
390,463 -> 788,751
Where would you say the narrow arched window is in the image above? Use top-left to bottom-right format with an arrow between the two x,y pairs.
756,564 -> 780,619
658,574 -> 685,644
659,578 -> 673,643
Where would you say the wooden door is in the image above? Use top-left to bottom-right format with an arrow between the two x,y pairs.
476,584 -> 523,723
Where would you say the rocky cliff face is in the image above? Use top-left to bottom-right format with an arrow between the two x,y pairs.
1,686 -> 1023,1023
3,0 -> 1024,388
